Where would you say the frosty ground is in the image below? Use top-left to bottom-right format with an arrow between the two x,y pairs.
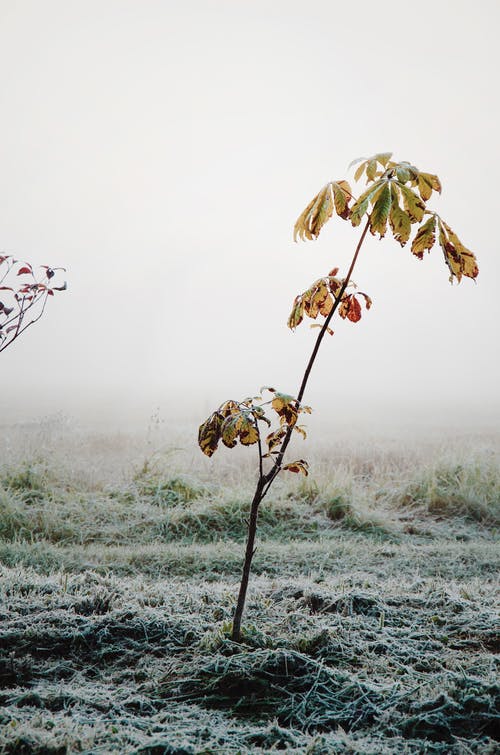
0,425 -> 498,753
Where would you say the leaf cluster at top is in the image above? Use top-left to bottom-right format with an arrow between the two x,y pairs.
294,152 -> 478,284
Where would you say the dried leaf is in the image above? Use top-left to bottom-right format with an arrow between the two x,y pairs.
287,297 -> 304,330
272,393 -> 298,427
310,323 -> 334,335
411,214 -> 437,259
220,400 -> 241,418
438,219 -> 479,283
266,427 -> 287,452
338,294 -> 362,323
358,292 -> 372,310
239,415 -> 259,446
198,412 -> 224,457
283,459 -> 309,476
304,280 -> 330,320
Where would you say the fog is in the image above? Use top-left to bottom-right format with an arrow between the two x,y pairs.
1,0 -> 499,435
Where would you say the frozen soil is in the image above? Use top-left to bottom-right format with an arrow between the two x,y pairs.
0,440 -> 499,753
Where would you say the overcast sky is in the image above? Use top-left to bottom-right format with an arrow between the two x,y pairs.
0,0 -> 498,433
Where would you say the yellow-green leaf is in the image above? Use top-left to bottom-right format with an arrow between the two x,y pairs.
350,180 -> 385,227
389,184 -> 411,246
370,183 -> 391,238
395,166 -> 409,183
399,184 -> 425,222
353,161 -> 366,182
294,181 -> 351,241
252,406 -> 271,427
331,180 -> 352,219
411,214 -> 437,258
221,414 -> 242,448
366,159 -> 377,182
351,153 -> 393,185
293,187 -> 329,241
376,152 -> 393,167
417,172 -> 441,201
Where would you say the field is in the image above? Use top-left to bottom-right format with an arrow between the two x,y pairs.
0,420 -> 499,754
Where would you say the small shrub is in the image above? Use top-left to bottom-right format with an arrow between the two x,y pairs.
198,153 -> 479,640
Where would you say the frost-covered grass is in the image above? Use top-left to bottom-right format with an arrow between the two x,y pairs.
0,424 -> 498,753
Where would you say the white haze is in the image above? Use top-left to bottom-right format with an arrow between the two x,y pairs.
0,0 -> 499,437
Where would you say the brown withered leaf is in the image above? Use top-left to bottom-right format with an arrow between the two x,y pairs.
310,323 -> 334,335
437,219 -> 479,283
338,294 -> 362,323
198,412 -> 224,457
304,280 -> 330,319
266,427 -> 287,453
358,292 -> 372,310
327,272 -> 343,299
220,400 -> 241,418
411,215 -> 437,259
288,271 -> 371,331
239,415 -> 259,445
319,294 -> 334,317
283,459 -> 309,476
272,393 -> 299,427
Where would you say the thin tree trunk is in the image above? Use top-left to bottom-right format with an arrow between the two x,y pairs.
231,217 -> 371,641
231,480 -> 264,641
